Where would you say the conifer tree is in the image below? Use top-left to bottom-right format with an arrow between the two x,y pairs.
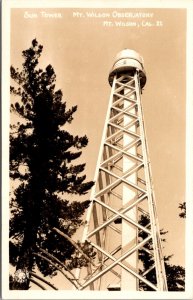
10,39 -> 95,289
139,215 -> 185,291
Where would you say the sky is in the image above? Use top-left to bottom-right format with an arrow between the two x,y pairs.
7,2 -> 188,292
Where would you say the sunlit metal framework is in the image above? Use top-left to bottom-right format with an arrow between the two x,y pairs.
78,50 -> 168,291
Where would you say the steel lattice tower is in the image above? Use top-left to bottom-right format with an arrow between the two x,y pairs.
77,49 -> 168,291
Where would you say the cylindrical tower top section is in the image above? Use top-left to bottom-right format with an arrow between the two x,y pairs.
108,49 -> 146,88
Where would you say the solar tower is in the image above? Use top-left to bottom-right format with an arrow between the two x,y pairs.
78,49 -> 168,291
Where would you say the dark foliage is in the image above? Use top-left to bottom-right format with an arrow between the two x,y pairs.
179,202 -> 186,218
139,214 -> 185,291
10,39 -> 94,289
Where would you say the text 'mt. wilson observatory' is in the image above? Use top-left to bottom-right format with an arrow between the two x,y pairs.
73,11 -> 154,18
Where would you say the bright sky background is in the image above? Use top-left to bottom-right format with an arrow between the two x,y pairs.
9,3 -> 188,291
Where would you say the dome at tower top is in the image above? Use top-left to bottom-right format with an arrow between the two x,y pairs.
114,49 -> 144,66
108,49 -> 146,88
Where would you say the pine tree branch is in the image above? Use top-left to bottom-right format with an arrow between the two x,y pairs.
29,271 -> 58,290
29,278 -> 46,290
38,247 -> 79,283
39,247 -> 68,269
52,227 -> 96,267
33,252 -> 79,289
10,105 -> 32,121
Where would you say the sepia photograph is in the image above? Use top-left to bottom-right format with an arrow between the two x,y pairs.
2,0 -> 193,299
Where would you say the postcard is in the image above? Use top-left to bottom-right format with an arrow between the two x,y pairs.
2,0 -> 193,299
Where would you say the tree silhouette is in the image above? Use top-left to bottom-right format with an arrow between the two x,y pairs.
179,202 -> 186,218
139,215 -> 185,291
10,39 -> 95,289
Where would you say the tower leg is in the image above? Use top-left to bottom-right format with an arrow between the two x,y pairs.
122,79 -> 137,290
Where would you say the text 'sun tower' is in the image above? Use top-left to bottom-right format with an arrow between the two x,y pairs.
78,49 -> 168,291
